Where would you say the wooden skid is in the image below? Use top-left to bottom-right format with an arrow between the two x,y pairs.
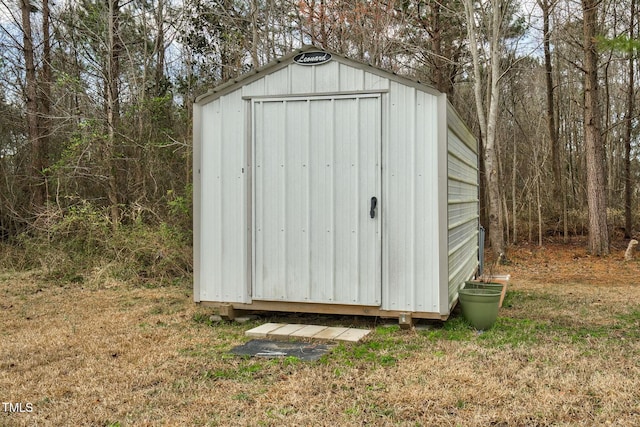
199,300 -> 447,320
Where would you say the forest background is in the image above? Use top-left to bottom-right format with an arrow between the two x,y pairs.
0,0 -> 638,283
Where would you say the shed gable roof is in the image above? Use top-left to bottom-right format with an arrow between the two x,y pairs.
195,45 -> 443,105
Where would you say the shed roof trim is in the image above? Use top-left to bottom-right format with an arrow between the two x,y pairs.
195,45 -> 443,104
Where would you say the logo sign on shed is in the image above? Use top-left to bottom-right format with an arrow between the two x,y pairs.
293,51 -> 332,66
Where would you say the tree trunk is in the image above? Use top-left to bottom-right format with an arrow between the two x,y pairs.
106,0 -> 121,228
582,0 -> 609,255
537,173 -> 542,246
21,0 -> 45,208
429,2 -> 454,96
155,0 -> 166,95
250,0 -> 259,68
40,0 -> 51,202
512,131 -> 517,243
464,0 -> 506,258
539,0 -> 561,214
624,0 -> 635,239
528,192 -> 533,242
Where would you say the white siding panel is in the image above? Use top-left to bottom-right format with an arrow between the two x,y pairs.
242,62 -> 389,97
446,119 -> 479,303
364,72 -> 390,91
448,179 -> 477,202
384,84 -> 413,311
449,220 -> 478,245
253,100 -> 286,299
383,84 -> 440,312
263,67 -> 291,95
449,202 -> 477,225
200,100 -> 222,301
289,65 -> 315,94
220,93 -> 249,301
448,155 -> 477,184
308,99 -> 334,302
284,101 -> 310,300
449,253 -> 478,300
413,91 -> 440,312
243,75 -> 266,97
338,63 -> 365,91
200,91 -> 249,303
314,61 -> 341,92
449,131 -> 477,166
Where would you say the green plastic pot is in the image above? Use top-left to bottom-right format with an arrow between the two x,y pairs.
464,281 -> 506,307
464,281 -> 503,292
458,288 -> 501,330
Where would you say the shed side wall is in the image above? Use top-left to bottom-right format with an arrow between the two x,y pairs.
446,107 -> 480,306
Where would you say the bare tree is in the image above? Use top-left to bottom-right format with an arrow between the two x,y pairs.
624,0 -> 636,238
40,0 -> 52,201
394,0 -> 467,97
105,0 -> 122,228
538,0 -> 565,238
20,0 -> 45,207
464,0 -> 506,258
582,0 -> 609,255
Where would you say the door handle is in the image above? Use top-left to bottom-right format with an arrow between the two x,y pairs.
370,196 -> 378,219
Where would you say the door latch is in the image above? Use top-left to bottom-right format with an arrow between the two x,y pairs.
370,196 -> 378,219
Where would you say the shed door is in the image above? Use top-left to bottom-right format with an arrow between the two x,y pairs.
252,95 -> 381,306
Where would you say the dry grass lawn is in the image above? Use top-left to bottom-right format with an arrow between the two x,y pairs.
2,240 -> 640,426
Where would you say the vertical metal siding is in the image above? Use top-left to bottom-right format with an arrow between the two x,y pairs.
414,91 -> 442,312
243,63 -> 390,98
382,84 -> 440,312
199,92 -> 250,302
262,67 -> 290,95
285,101 -> 310,299
383,83 -> 412,311
338,63 -> 365,90
314,61 -> 341,92
253,100 -> 284,300
289,65 -> 316,93
199,100 -> 221,301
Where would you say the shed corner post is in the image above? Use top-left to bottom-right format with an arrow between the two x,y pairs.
245,98 -> 253,303
437,93 -> 450,316
193,102 -> 203,303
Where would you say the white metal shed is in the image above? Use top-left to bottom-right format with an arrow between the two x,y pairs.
193,47 -> 479,321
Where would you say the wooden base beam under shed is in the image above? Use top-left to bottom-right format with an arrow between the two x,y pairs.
199,300 -> 449,321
